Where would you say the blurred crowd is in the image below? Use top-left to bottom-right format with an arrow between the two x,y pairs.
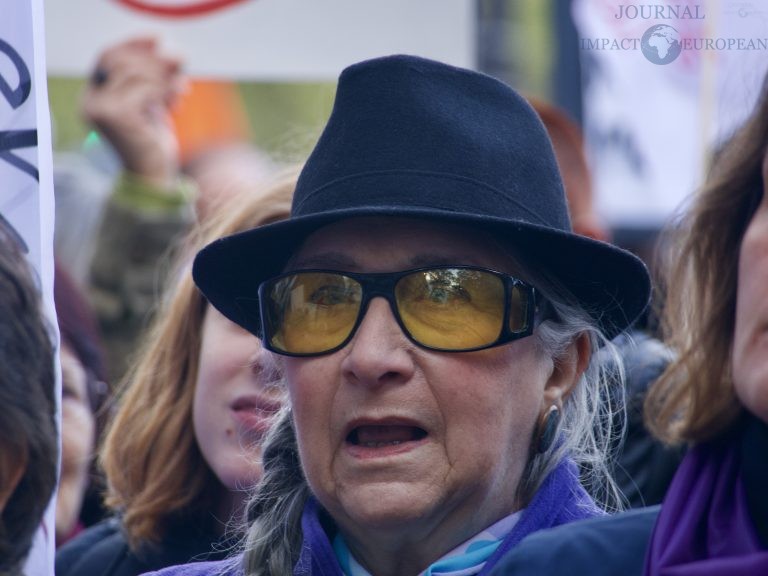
1,33 -> 766,576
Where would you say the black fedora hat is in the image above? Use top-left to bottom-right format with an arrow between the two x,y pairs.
193,55 -> 650,340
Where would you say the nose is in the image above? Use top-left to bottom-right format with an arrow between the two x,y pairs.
251,340 -> 280,387
340,297 -> 416,387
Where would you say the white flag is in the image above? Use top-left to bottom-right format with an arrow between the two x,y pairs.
0,0 -> 58,574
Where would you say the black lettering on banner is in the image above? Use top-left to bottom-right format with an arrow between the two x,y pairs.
0,37 -> 38,181
0,38 -> 31,108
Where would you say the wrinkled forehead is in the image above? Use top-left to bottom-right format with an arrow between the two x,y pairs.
286,216 -> 525,275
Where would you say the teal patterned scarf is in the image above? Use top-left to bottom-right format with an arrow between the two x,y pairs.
333,512 -> 522,576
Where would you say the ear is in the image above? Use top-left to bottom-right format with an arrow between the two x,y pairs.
0,444 -> 28,513
542,332 -> 590,409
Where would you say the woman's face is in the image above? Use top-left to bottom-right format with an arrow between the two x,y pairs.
193,306 -> 282,506
57,343 -> 96,540
282,217 -> 580,555
733,150 -> 768,423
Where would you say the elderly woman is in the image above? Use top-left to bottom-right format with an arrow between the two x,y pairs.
145,55 -> 649,576
489,77 -> 768,575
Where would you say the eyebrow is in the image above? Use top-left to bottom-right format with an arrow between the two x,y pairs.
288,252 -> 358,270
407,253 -> 481,268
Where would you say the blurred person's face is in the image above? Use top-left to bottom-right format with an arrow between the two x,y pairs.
281,217 -> 580,567
56,343 -> 96,541
732,150 -> 768,423
193,306 -> 282,513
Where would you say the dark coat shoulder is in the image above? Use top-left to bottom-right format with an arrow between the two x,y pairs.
55,516 -> 233,576
489,506 -> 659,576
56,518 -> 135,576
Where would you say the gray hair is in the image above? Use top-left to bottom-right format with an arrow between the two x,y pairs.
519,299 -> 626,511
241,408 -> 309,576
503,242 -> 627,511
240,265 -> 627,575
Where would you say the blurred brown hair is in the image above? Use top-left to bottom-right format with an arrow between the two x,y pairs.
100,168 -> 297,547
0,218 -> 57,573
646,79 -> 768,444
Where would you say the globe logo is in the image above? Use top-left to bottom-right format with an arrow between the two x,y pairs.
641,24 -> 682,64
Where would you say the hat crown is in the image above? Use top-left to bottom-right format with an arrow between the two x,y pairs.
192,55 -> 651,342
293,55 -> 571,231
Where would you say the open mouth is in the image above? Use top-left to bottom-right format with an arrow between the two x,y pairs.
346,425 -> 428,448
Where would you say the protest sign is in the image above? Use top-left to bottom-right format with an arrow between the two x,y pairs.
573,0 -> 768,228
46,0 -> 476,80
1,0 -> 57,574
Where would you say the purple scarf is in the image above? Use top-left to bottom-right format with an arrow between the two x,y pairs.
295,457 -> 600,575
644,416 -> 768,575
138,459 -> 598,576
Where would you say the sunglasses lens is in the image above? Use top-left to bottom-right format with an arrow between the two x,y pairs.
396,268 -> 506,350
265,272 -> 362,354
509,283 -> 531,334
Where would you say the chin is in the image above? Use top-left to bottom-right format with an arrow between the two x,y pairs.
55,501 -> 80,541
216,462 -> 264,492
743,393 -> 768,426
336,483 -> 440,529
734,363 -> 768,424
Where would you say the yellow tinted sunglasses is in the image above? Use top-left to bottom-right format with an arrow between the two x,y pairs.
253,266 -> 542,356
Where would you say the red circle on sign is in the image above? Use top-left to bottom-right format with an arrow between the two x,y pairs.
115,0 -> 250,18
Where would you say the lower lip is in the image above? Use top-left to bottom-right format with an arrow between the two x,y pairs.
232,409 -> 273,437
345,437 -> 428,460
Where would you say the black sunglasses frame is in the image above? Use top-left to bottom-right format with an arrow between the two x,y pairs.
255,265 -> 543,357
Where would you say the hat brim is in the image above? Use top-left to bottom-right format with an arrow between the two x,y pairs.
193,207 -> 651,341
